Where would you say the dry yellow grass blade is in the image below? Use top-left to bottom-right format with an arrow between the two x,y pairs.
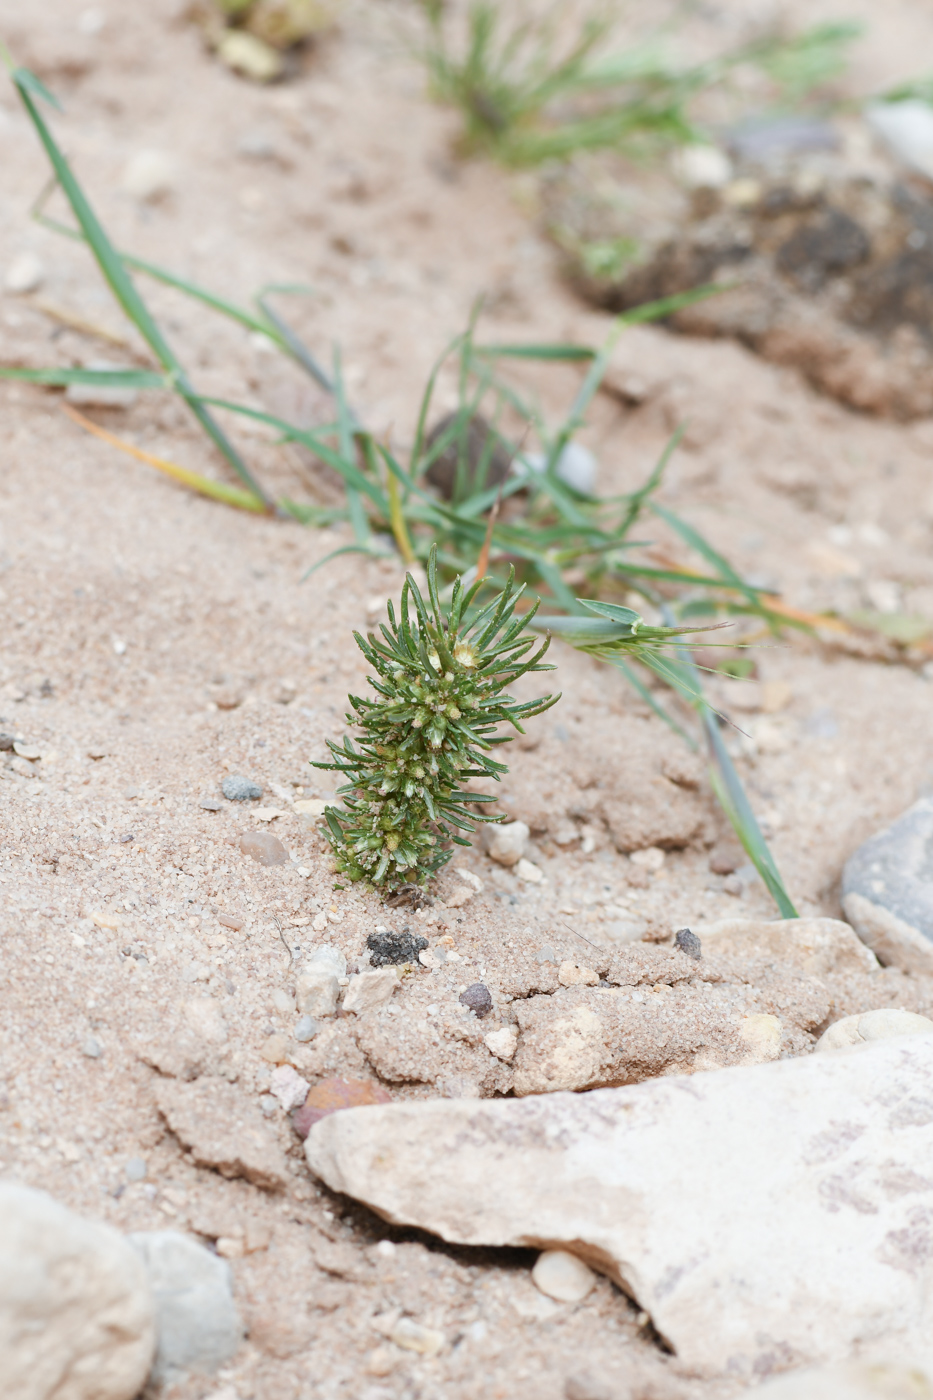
61,404 -> 268,512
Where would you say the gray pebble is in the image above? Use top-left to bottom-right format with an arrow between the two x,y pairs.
259,1094 -> 279,1116
199,797 -> 223,812
536,946 -> 557,963
128,1230 -> 243,1383
221,775 -> 262,802
675,927 -> 702,960
459,983 -> 493,1018
125,1157 -> 147,1182
294,1015 -> 319,1042
843,796 -> 933,972
81,1036 -> 103,1059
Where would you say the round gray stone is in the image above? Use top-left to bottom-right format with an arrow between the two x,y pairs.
221,775 -> 262,802
127,1230 -> 243,1383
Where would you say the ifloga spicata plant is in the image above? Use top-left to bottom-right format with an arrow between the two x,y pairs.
313,546 -> 559,891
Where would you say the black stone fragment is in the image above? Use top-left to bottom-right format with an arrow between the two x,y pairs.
459,982 -> 493,1018
367,927 -> 429,967
674,927 -> 702,960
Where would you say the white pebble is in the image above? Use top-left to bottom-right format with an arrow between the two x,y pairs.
816,1008 -> 933,1052
630,846 -> 665,872
485,1026 -> 519,1061
515,857 -> 543,884
671,144 -> 733,189
531,1249 -> 597,1303
4,252 -> 44,294
481,820 -> 529,867
121,150 -> 176,202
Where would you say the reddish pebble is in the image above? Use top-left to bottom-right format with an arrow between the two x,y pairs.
218,914 -> 245,931
292,1076 -> 391,1139
240,830 -> 288,866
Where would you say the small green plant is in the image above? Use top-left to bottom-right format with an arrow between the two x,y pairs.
313,546 -> 558,890
414,2 -> 860,166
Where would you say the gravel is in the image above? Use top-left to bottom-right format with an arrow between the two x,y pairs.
366,928 -> 429,966
221,775 -> 262,801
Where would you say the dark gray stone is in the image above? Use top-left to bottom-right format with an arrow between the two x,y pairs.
842,797 -> 933,973
221,775 -> 262,802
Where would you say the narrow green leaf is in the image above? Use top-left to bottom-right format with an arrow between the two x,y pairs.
0,366 -> 166,388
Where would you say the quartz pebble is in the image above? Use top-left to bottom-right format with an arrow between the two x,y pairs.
459,983 -> 493,1018
4,251 -> 44,294
630,846 -> 665,871
816,1008 -> 933,1052
239,830 -> 288,866
296,946 -> 346,1018
484,1025 -> 519,1060
269,1064 -> 310,1112
260,1033 -> 291,1065
293,1015 -> 319,1042
481,820 -> 529,867
121,149 -> 176,202
536,946 -> 557,963
199,797 -> 223,812
532,1249 -> 597,1303
342,968 -> 399,1015
82,1035 -> 103,1059
222,775 -> 262,802
389,1316 -> 445,1355
125,1157 -> 148,1183
515,857 -> 543,884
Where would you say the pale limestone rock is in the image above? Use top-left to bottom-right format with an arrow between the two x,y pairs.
532,1249 -> 596,1303
515,857 -> 543,884
484,1025 -> 519,1061
842,892 -> 933,976
306,1037 -> 933,1376
389,1317 -> 444,1355
737,1013 -> 782,1060
558,961 -> 599,988
816,1008 -> 933,1052
296,945 -> 346,1018
696,916 -> 878,976
342,968 -> 398,1015
481,820 -> 529,867
268,1064 -> 310,1111
756,1356 -> 933,1399
0,1183 -> 155,1400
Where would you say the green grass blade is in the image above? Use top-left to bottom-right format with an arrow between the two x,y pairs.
473,343 -> 596,361
11,65 -> 274,510
0,366 -> 166,388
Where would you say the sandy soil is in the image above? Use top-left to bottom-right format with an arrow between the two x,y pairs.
3,3 -> 933,1398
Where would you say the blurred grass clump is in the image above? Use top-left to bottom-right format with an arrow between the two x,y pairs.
414,0 -> 860,165
191,0 -> 339,82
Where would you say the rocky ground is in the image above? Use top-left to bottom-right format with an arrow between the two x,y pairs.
4,1 -> 933,1398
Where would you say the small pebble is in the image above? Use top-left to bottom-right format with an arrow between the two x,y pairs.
0,734 -> 14,751
269,1064 -> 310,1112
222,774 -> 262,801
291,1076 -> 391,1139
558,962 -> 598,988
4,251 -> 44,294
630,846 -> 665,872
674,927 -> 702,960
239,830 -> 288,866
459,983 -> 493,1018
515,857 -> 544,884
121,149 -> 176,201
367,928 -> 428,966
532,1249 -> 597,1303
218,915 -> 245,931
294,1015 -> 319,1042
199,797 -> 223,812
390,1317 -> 445,1355
81,1036 -> 103,1059
259,1095 -> 279,1117
536,946 -> 557,963
125,1157 -> 147,1182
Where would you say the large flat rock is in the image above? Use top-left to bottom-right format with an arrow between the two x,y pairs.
306,1038 -> 933,1378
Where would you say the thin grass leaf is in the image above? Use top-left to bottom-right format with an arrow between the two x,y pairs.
0,366 -> 166,388
10,65 -> 274,510
473,343 -> 596,361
